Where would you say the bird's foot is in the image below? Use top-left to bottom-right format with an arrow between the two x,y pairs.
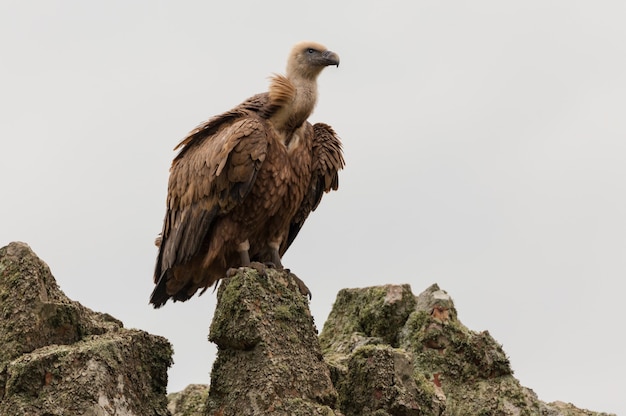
249,261 -> 268,276
288,272 -> 312,300
226,267 -> 242,278
226,262 -> 267,277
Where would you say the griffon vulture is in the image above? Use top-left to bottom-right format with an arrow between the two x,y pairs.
150,41 -> 344,308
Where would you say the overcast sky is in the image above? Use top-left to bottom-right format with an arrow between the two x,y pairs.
1,1 -> 625,414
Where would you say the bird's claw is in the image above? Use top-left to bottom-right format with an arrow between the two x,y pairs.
249,261 -> 268,276
289,272 -> 312,300
226,267 -> 243,278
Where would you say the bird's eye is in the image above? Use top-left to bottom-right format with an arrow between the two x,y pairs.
307,48 -> 315,54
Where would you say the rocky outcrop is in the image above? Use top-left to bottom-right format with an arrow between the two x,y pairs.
319,283 -> 614,416
0,242 -> 173,416
0,242 -> 612,416
195,271 -> 613,416
205,267 -> 339,415
167,384 -> 209,416
319,284 -> 445,415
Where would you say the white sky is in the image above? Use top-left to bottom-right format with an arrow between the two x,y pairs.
1,1 -> 625,414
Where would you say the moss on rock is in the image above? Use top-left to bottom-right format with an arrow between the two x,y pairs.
334,344 -> 444,416
206,267 -> 339,415
168,384 -> 209,416
0,243 -> 122,367
0,242 -> 173,416
2,242 -> 614,416
319,284 -> 416,357
320,282 -> 613,416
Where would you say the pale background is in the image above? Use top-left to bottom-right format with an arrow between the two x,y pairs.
1,1 -> 624,414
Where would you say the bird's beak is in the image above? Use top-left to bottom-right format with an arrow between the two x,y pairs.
322,50 -> 340,67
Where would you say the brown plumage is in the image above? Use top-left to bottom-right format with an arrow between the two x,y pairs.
150,41 -> 344,308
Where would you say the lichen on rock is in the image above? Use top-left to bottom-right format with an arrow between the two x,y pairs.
205,267 -> 339,415
0,242 -> 173,416
319,284 -> 416,357
168,384 -> 209,416
2,241 -> 613,416
320,284 -> 445,415
319,282 -> 614,416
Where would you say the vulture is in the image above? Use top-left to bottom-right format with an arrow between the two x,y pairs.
150,41 -> 344,308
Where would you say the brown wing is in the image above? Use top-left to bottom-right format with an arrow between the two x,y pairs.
282,122 -> 344,254
151,108 -> 268,307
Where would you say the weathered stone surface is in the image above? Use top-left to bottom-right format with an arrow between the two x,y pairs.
548,401 -> 615,416
168,384 -> 209,416
333,344 -> 445,416
319,283 -> 614,416
2,241 -> 613,416
399,283 -> 512,383
0,242 -> 122,367
0,242 -> 173,416
319,284 -> 416,357
320,284 -> 444,415
205,267 -> 339,416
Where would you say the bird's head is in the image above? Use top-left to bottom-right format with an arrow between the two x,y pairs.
286,41 -> 340,80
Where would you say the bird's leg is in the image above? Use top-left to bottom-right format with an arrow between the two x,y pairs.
268,241 -> 283,269
267,240 -> 309,298
227,240 -> 252,278
227,239 -> 267,277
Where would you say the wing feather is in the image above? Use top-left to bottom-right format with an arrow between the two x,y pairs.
283,122 -> 344,253
154,115 -> 268,284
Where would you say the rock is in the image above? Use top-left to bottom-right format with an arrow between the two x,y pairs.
333,344 -> 444,416
0,242 -> 173,416
2,241 -> 613,416
548,401 -> 615,416
205,267 -> 339,415
319,284 -> 416,356
319,283 -> 614,416
320,284 -> 445,415
168,384 -> 209,416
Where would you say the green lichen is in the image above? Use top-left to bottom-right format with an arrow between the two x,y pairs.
206,267 -> 340,415
358,287 -> 406,345
319,283 -> 581,415
2,330 -> 172,415
443,376 -> 548,416
399,310 -> 431,348
319,284 -> 416,356
400,303 -> 512,385
274,304 -> 295,321
330,344 -> 441,415
272,397 -> 337,415
167,384 -> 209,416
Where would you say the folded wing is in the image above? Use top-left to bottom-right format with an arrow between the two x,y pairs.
151,109 -> 268,307
283,122 -> 344,254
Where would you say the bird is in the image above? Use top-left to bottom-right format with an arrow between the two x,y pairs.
150,41 -> 344,308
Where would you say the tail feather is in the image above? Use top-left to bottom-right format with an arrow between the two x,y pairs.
149,271 -> 170,308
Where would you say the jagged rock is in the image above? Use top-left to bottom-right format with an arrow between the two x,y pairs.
0,242 -> 173,416
205,267 -> 339,416
333,344 -> 444,416
319,284 -> 417,356
320,284 -> 445,415
3,241 -> 613,416
548,401 -> 615,416
168,384 -> 209,416
319,283 -> 614,416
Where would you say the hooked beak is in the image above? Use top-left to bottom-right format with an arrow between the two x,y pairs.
322,50 -> 340,67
